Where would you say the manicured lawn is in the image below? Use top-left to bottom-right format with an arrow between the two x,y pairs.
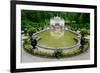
37,30 -> 77,48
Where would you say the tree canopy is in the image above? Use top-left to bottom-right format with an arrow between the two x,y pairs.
21,10 -> 90,31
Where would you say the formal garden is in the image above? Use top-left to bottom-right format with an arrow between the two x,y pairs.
22,10 -> 90,59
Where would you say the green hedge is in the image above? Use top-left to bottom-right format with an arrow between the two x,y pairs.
23,38 -> 89,58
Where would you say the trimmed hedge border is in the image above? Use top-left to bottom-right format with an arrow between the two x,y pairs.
23,38 -> 89,58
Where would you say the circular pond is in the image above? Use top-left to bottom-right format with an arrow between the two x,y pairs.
36,29 -> 78,49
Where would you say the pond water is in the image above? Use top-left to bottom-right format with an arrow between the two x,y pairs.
37,30 -> 77,49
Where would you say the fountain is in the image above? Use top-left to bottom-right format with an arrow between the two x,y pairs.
50,16 -> 65,39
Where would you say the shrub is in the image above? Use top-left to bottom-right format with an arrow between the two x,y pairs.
80,28 -> 88,37
33,50 -> 53,57
24,44 -> 30,50
24,28 -> 28,35
23,43 -> 32,53
83,42 -> 89,51
28,28 -> 36,37
62,49 -> 81,57
53,49 -> 63,58
23,39 -> 29,45
23,38 -> 32,53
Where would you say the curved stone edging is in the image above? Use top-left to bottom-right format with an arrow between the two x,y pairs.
32,27 -> 81,51
37,39 -> 80,51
